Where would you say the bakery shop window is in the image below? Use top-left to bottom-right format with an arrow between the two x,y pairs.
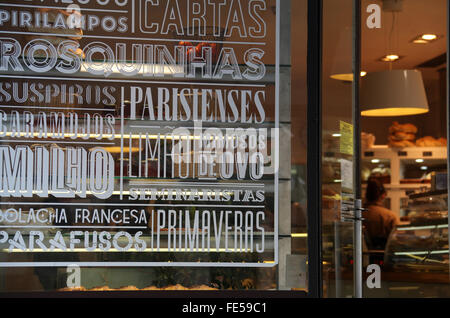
359,0 -> 450,298
0,0 -> 309,293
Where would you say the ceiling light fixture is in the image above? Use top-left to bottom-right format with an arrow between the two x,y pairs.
380,54 -> 401,62
330,71 -> 368,82
421,34 -> 437,40
379,1 -> 404,64
411,33 -> 439,44
361,69 -> 429,117
329,27 -> 368,82
362,2 -> 429,117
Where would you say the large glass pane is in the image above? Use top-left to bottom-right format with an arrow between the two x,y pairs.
322,0 -> 356,298
289,0 -> 308,292
360,0 -> 449,297
0,0 -> 308,293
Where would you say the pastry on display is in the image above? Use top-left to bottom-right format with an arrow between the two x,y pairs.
117,285 -> 139,291
388,122 -> 418,148
141,286 -> 160,290
163,284 -> 190,290
58,286 -> 86,291
241,278 -> 255,289
390,132 -> 415,141
26,8 -> 85,61
362,167 -> 372,181
322,163 -> 336,180
88,285 -> 111,291
368,167 -> 391,183
361,132 -> 376,149
59,284 -> 220,292
322,187 -> 340,208
408,211 -> 448,225
389,122 -> 418,134
189,285 -> 219,290
415,136 -> 447,147
162,284 -> 189,290
388,231 -> 435,250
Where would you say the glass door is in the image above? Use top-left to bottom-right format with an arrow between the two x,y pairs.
360,0 -> 449,298
321,0 -> 362,298
321,0 -> 449,298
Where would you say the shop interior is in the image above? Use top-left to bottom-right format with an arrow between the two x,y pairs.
322,0 -> 449,297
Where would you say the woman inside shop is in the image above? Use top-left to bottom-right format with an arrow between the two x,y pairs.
363,178 -> 400,251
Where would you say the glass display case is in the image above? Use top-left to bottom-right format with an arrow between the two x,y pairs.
361,189 -> 450,298
385,190 -> 448,272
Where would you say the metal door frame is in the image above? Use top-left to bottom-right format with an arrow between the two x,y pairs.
306,0 -> 323,299
306,0 -> 363,298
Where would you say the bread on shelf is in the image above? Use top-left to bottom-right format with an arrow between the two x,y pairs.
390,132 -> 415,141
416,136 -> 447,147
388,122 -> 418,148
389,122 -> 418,134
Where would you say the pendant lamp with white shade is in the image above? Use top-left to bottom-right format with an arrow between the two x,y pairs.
360,69 -> 429,117
359,0 -> 429,117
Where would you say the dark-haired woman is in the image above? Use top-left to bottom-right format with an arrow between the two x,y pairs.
362,178 -> 400,250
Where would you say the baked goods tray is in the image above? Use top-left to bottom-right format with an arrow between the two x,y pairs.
409,189 -> 447,199
400,179 -> 431,184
